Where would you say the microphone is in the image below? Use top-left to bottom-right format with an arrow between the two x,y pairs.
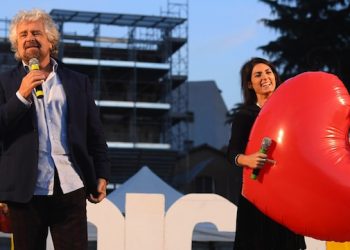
251,137 -> 272,180
28,58 -> 44,99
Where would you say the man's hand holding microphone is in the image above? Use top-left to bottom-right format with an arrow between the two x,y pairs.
18,58 -> 46,100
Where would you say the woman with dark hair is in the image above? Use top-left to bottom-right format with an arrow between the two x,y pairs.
227,57 -> 306,249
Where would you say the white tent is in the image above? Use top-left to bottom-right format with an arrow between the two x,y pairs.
108,166 -> 182,212
107,166 -> 235,242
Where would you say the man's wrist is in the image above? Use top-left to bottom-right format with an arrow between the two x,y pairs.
16,91 -> 32,106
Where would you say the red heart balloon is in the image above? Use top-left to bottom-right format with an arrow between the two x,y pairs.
243,72 -> 350,241
0,213 -> 11,233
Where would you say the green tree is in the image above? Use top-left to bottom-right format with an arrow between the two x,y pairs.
259,0 -> 350,89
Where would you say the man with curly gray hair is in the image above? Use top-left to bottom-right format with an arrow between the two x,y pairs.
0,9 -> 110,250
8,9 -> 60,62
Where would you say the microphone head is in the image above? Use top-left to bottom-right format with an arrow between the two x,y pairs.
261,137 -> 272,150
29,58 -> 39,71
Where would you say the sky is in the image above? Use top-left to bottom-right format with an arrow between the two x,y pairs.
0,0 -> 277,109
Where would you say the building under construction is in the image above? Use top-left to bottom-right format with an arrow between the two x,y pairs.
0,1 -> 190,187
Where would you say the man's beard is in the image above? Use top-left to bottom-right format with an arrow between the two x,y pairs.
23,50 -> 41,62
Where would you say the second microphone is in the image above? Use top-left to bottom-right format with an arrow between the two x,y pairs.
250,137 -> 272,180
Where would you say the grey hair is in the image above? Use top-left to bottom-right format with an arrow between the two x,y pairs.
9,9 -> 60,60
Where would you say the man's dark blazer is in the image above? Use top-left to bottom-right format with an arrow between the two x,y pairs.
0,62 -> 111,203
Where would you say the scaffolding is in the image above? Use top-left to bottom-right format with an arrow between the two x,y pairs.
161,0 -> 190,151
47,1 -> 190,152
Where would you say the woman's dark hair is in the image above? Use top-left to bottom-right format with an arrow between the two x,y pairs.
240,57 -> 281,105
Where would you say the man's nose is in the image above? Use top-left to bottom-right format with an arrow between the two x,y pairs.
26,33 -> 35,41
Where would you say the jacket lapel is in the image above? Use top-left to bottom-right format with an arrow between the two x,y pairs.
56,66 -> 73,125
12,63 -> 27,95
14,64 -> 37,128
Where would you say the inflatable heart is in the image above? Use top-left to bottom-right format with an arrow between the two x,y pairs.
243,72 -> 350,241
0,213 -> 11,233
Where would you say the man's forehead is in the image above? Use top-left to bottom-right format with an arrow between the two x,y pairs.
17,20 -> 44,31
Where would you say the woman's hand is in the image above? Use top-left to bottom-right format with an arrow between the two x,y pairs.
236,152 -> 275,169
